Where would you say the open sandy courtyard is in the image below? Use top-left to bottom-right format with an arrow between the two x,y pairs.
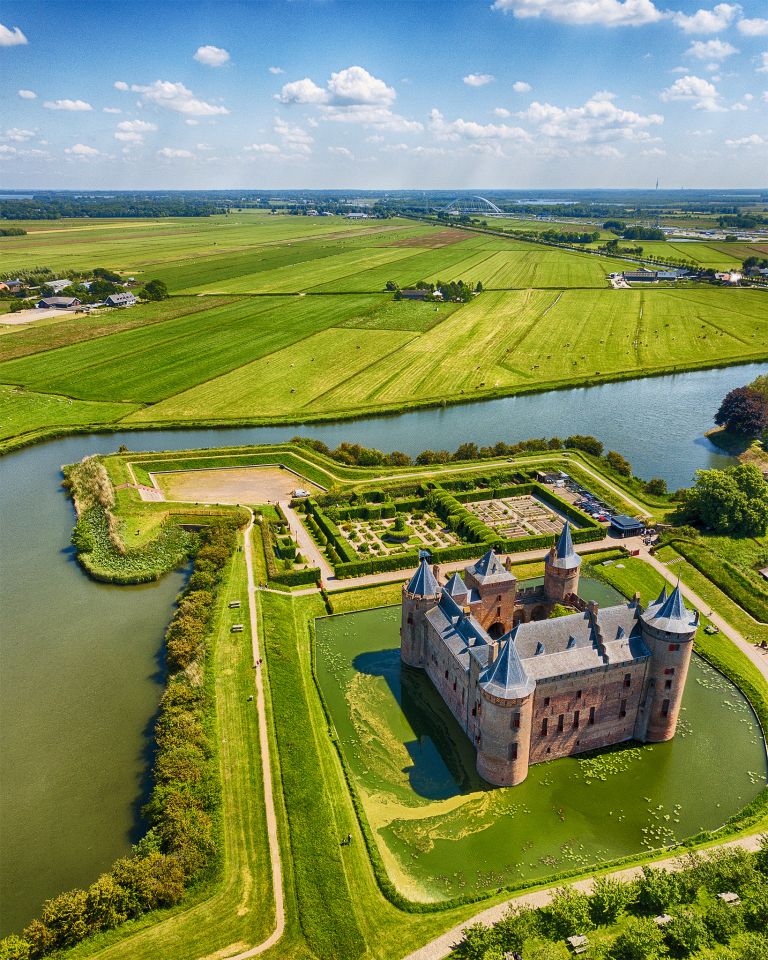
150,465 -> 322,504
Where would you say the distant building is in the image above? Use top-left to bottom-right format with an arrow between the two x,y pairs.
398,288 -> 430,301
46,279 -> 72,294
610,515 -> 645,538
6,279 -> 24,292
400,524 -> 697,786
623,269 -> 659,282
346,212 -> 369,219
36,296 -> 81,309
104,292 -> 137,308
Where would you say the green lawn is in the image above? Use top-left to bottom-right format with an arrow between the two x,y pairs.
0,384 -> 139,441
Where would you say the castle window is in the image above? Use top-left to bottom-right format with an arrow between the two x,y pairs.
669,643 -> 680,652
619,699 -> 627,718
544,697 -> 550,708
664,667 -> 675,676
541,718 -> 548,736
513,712 -> 520,729
462,689 -> 465,704
453,680 -> 457,691
623,673 -> 631,688
509,743 -> 518,761
407,615 -> 413,624
497,594 -> 502,601
471,706 -> 476,717
573,710 -> 580,729
445,669 -> 449,679
664,680 -> 672,690
557,714 -> 564,732
589,706 -> 596,725
576,690 -> 582,699
497,606 -> 501,617
661,699 -> 670,718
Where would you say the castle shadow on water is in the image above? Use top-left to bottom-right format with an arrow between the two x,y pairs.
400,523 -> 698,787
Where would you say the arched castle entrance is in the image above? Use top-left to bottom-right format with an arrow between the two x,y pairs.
488,621 -> 505,640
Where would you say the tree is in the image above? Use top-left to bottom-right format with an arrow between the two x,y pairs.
681,463 -> 768,536
92,266 -> 122,282
565,435 -> 604,457
610,917 -> 665,960
645,478 -> 668,496
664,910 -> 712,957
140,279 -> 169,301
715,387 -> 768,437
590,875 -> 633,924
637,865 -> 681,914
704,898 -> 744,944
384,280 -> 397,291
606,450 -> 632,477
542,886 -> 594,939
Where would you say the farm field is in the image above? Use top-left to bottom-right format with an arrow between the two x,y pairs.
1,212 -> 768,445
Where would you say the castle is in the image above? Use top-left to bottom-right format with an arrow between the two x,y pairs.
400,523 -> 698,786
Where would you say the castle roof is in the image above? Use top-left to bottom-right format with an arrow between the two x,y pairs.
479,626 -> 535,701
514,603 -> 649,681
465,549 -> 514,585
425,592 -> 492,671
640,582 -> 697,635
444,572 -> 469,599
406,558 -> 439,598
547,521 -> 581,570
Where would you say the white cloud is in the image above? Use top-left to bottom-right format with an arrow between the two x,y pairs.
115,131 -> 144,142
327,66 -> 395,105
686,39 -> 738,59
324,104 -> 422,131
730,101 -> 748,109
276,77 -> 329,104
365,134 -> 384,143
738,18 -> 768,36
157,147 -> 195,159
494,107 -> 512,117
429,108 -> 531,142
130,80 -> 229,116
512,80 -> 532,92
268,66 -> 284,75
244,142 -> 281,155
194,45 -> 230,67
114,80 -> 130,91
744,92 -> 754,99
328,146 -> 354,158
491,0 -> 664,27
185,119 -> 199,126
117,119 -> 157,133
17,89 -> 36,99
43,99 -> 93,111
672,4 -> 740,34
65,143 -> 101,157
519,90 -> 663,142
757,52 -> 768,72
103,107 -> 122,114
0,145 -> 17,156
464,73 -> 494,87
660,74 -> 723,110
0,22 -> 28,46
641,146 -> 667,156
725,133 -> 766,145
274,116 -> 314,155
3,128 -> 35,142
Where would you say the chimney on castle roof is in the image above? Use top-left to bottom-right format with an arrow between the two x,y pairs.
433,563 -> 440,582
504,555 -> 513,571
487,640 -> 499,664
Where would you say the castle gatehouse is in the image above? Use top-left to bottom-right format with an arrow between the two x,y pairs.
400,523 -> 698,786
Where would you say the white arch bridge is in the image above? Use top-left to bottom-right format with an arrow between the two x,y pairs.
440,195 -> 505,216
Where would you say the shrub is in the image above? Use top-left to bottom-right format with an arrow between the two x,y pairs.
704,898 -> 744,943
637,866 -> 682,914
590,875 -> 633,923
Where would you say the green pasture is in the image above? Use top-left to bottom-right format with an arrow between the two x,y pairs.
0,385 -> 139,441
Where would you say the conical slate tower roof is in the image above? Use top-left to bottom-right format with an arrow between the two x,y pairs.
547,521 -> 581,570
444,572 -> 469,599
479,625 -> 535,700
406,558 -> 439,597
641,582 -> 697,635
466,549 -> 513,584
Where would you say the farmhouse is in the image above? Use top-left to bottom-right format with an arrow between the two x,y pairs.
46,279 -> 72,294
104,292 -> 137,308
36,296 -> 81,309
401,523 -> 697,786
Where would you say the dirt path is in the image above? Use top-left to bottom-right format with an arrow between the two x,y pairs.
402,834 -> 764,960
641,545 -> 768,682
228,511 -> 285,959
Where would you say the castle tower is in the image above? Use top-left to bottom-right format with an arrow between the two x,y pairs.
637,582 -> 698,742
476,625 -> 535,786
463,549 -> 517,638
400,558 -> 440,668
544,521 -> 581,603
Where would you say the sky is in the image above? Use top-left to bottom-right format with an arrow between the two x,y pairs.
1,0 -> 767,190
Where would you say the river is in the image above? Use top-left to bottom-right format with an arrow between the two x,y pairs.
0,360 -> 765,935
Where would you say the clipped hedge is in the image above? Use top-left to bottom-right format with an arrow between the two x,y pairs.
261,518 -> 321,586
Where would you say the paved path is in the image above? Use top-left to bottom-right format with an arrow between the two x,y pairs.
641,545 -> 768,683
402,834 -> 764,960
279,500 -> 334,581
229,510 -> 285,959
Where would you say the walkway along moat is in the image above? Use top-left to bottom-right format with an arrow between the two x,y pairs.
315,597 -> 768,902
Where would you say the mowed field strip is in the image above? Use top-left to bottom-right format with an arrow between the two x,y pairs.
1,210 -> 767,440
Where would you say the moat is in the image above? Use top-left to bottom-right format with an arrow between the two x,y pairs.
315,604 -> 767,901
0,360 -> 765,934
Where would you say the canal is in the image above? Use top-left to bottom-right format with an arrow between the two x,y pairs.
0,361 -> 765,934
